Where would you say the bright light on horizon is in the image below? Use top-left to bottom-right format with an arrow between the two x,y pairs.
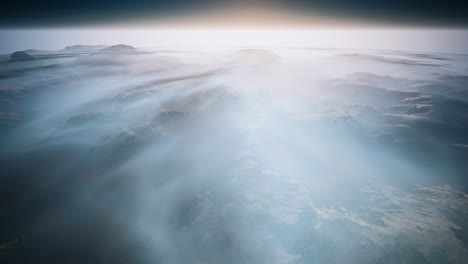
1,28 -> 468,54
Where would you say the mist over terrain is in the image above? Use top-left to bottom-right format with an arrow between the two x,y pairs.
0,45 -> 468,263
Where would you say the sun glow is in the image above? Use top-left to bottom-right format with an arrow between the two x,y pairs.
1,28 -> 468,54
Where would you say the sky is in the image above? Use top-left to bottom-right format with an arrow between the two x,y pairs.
2,0 -> 468,27
0,0 -> 468,53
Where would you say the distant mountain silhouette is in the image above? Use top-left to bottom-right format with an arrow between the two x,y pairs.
8,51 -> 37,62
23,49 -> 51,55
101,44 -> 136,52
61,45 -> 108,53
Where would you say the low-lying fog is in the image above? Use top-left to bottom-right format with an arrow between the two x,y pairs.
1,45 -> 468,263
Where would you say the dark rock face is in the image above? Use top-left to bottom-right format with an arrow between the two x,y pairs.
8,51 -> 36,62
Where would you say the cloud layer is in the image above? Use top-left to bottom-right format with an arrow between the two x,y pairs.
0,45 -> 467,263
